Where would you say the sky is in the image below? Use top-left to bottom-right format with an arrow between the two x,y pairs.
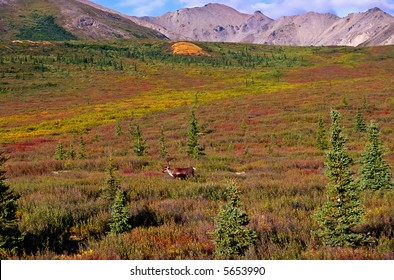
90,0 -> 394,18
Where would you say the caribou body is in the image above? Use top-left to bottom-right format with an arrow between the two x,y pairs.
164,166 -> 196,180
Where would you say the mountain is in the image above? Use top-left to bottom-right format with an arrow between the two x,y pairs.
314,8 -> 394,46
141,3 -> 274,43
254,12 -> 340,46
0,0 -> 166,41
1,1 -> 393,46
140,4 -> 394,46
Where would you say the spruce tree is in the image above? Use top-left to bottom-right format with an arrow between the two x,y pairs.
159,127 -> 169,158
341,96 -> 348,108
353,108 -> 367,133
115,120 -> 122,137
211,182 -> 257,259
133,124 -> 147,156
0,151 -> 23,256
109,190 -> 131,234
55,142 -> 66,160
315,110 -> 364,247
362,95 -> 368,110
186,109 -> 204,158
67,142 -> 75,160
78,136 -> 86,159
359,122 -> 393,190
102,158 -> 120,201
316,116 -> 328,150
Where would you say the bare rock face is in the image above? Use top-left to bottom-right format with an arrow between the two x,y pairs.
141,3 -> 257,42
315,8 -> 394,46
257,12 -> 340,46
1,0 -> 393,46
140,4 -> 394,46
77,16 -> 95,28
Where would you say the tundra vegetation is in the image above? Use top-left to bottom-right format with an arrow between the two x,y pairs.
0,39 -> 393,259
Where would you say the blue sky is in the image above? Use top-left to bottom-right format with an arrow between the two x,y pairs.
90,0 -> 394,18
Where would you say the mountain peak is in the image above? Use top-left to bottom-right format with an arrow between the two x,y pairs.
1,1 -> 393,46
367,7 -> 383,13
141,4 -> 394,46
204,3 -> 226,8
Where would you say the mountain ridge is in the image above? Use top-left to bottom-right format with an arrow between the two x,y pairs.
139,4 -> 394,46
0,1 -> 393,46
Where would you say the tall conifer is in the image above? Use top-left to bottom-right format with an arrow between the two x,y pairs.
360,122 -> 393,190
0,151 -> 23,256
315,110 -> 364,247
115,120 -> 122,137
187,109 -> 204,158
316,116 -> 328,150
133,124 -> 147,156
353,108 -> 367,133
159,127 -> 169,158
102,157 -> 120,200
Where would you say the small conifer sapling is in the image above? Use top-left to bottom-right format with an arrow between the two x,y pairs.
109,190 -> 131,234
211,182 -> 257,259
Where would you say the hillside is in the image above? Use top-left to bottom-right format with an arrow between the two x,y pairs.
141,3 -> 273,42
0,0 -> 166,41
1,1 -> 393,46
141,4 -> 394,46
0,39 -> 393,259
315,8 -> 394,46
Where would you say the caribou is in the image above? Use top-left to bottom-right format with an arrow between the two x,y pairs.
163,165 -> 196,179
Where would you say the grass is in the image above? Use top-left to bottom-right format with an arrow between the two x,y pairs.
0,39 -> 393,260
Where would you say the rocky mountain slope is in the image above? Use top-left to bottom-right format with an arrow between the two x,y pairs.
1,1 -> 393,46
141,4 -> 273,42
315,7 -> 394,46
141,3 -> 394,46
0,0 -> 166,41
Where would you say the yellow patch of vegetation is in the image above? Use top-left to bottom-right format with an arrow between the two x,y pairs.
171,42 -> 208,56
